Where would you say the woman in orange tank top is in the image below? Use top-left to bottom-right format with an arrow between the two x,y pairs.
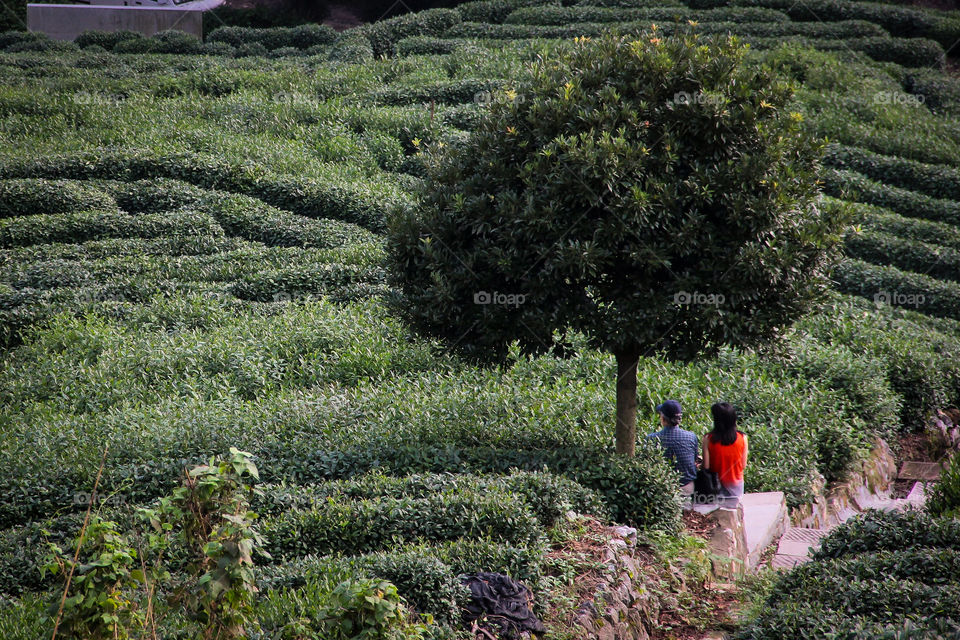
701,402 -> 748,507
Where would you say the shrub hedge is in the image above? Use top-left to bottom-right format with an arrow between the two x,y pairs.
264,491 -> 544,559
206,24 -> 338,51
229,262 -> 389,303
730,0 -> 960,50
0,179 -> 116,218
501,5 -> 789,25
360,8 -> 463,57
0,209 -> 224,248
367,78 -> 503,106
253,470 -> 608,526
815,509 -> 960,559
833,258 -> 960,321
0,151 -> 409,232
843,228 -> 960,283
824,144 -> 960,202
737,510 -> 960,639
822,168 -> 960,226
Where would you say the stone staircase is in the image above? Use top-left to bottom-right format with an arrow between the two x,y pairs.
767,461 -> 939,569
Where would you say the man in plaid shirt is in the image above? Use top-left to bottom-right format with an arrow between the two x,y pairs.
647,400 -> 698,498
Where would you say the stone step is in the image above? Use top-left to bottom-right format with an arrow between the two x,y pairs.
775,526 -> 831,559
741,492 -> 789,569
898,461 -> 943,481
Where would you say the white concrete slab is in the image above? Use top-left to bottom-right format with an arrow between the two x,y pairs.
27,0 -> 223,40
741,492 -> 788,567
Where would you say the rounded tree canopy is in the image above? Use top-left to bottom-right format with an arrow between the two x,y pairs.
388,32 -> 848,363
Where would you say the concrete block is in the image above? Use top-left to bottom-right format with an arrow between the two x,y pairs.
27,0 -> 223,41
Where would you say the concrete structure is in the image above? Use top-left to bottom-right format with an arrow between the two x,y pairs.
27,0 -> 224,41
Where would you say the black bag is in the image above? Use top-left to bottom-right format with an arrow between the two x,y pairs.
694,468 -> 721,498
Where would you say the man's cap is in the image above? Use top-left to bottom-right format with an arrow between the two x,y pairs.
656,400 -> 682,418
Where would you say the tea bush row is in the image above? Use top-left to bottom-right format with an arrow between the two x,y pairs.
797,294 -> 960,428
768,548 -> 960,607
730,0 -> 960,50
737,510 -> 960,639
843,229 -> 960,283
206,24 -> 338,51
833,258 -> 960,321
0,179 -> 116,218
251,470 -> 609,526
815,509 -> 960,560
0,150 -> 410,232
824,144 -> 960,202
0,208 -> 226,249
229,262 -> 389,303
264,491 -> 544,559
823,168 -> 960,226
501,5 -> 790,25
832,199 -> 960,252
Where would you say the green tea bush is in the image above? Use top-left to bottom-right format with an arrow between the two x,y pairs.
768,548 -> 960,607
458,0 -> 559,24
368,78 -> 502,106
825,145 -> 960,201
904,68 -> 960,116
92,178 -> 209,214
502,5 -> 787,24
395,36 -> 462,56
833,199 -> 960,252
844,229 -> 960,283
927,453 -> 960,519
738,510 -> 960,639
833,258 -> 960,321
697,19 -> 887,38
746,35 -> 944,68
823,168 -> 960,226
361,8 -> 463,57
780,333 -> 901,443
200,193 -> 378,248
0,150 -> 408,231
0,208 -> 224,248
229,262 -> 388,303
264,491 -> 543,559
74,30 -> 142,50
731,0 -> 960,49
253,470 -> 608,526
815,509 -> 960,560
206,24 -> 337,51
0,179 -> 116,218
801,295 -> 960,428
327,32 -> 374,64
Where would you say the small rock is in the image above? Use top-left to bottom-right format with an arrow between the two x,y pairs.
612,525 -> 638,544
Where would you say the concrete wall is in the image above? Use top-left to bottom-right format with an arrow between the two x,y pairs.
27,1 -> 223,41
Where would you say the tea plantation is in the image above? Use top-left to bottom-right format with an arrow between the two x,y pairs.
1,0 -> 959,636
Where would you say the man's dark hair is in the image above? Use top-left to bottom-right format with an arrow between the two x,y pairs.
710,402 -> 739,446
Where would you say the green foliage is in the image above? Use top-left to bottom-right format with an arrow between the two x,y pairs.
927,453 -> 960,519
737,510 -> 960,639
40,516 -> 144,640
144,448 -> 266,639
388,33 -> 842,364
360,9 -> 463,57
74,31 -> 142,51
833,258 -> 960,322
315,579 -> 426,640
844,228 -> 960,283
501,5 -> 789,25
731,0 -> 960,50
826,168 -> 960,226
0,179 -> 116,218
825,144 -> 960,202
206,24 -> 337,51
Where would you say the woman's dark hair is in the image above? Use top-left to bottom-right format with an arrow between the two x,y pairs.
710,402 -> 739,446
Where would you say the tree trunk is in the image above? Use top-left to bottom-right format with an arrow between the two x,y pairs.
615,350 -> 640,457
